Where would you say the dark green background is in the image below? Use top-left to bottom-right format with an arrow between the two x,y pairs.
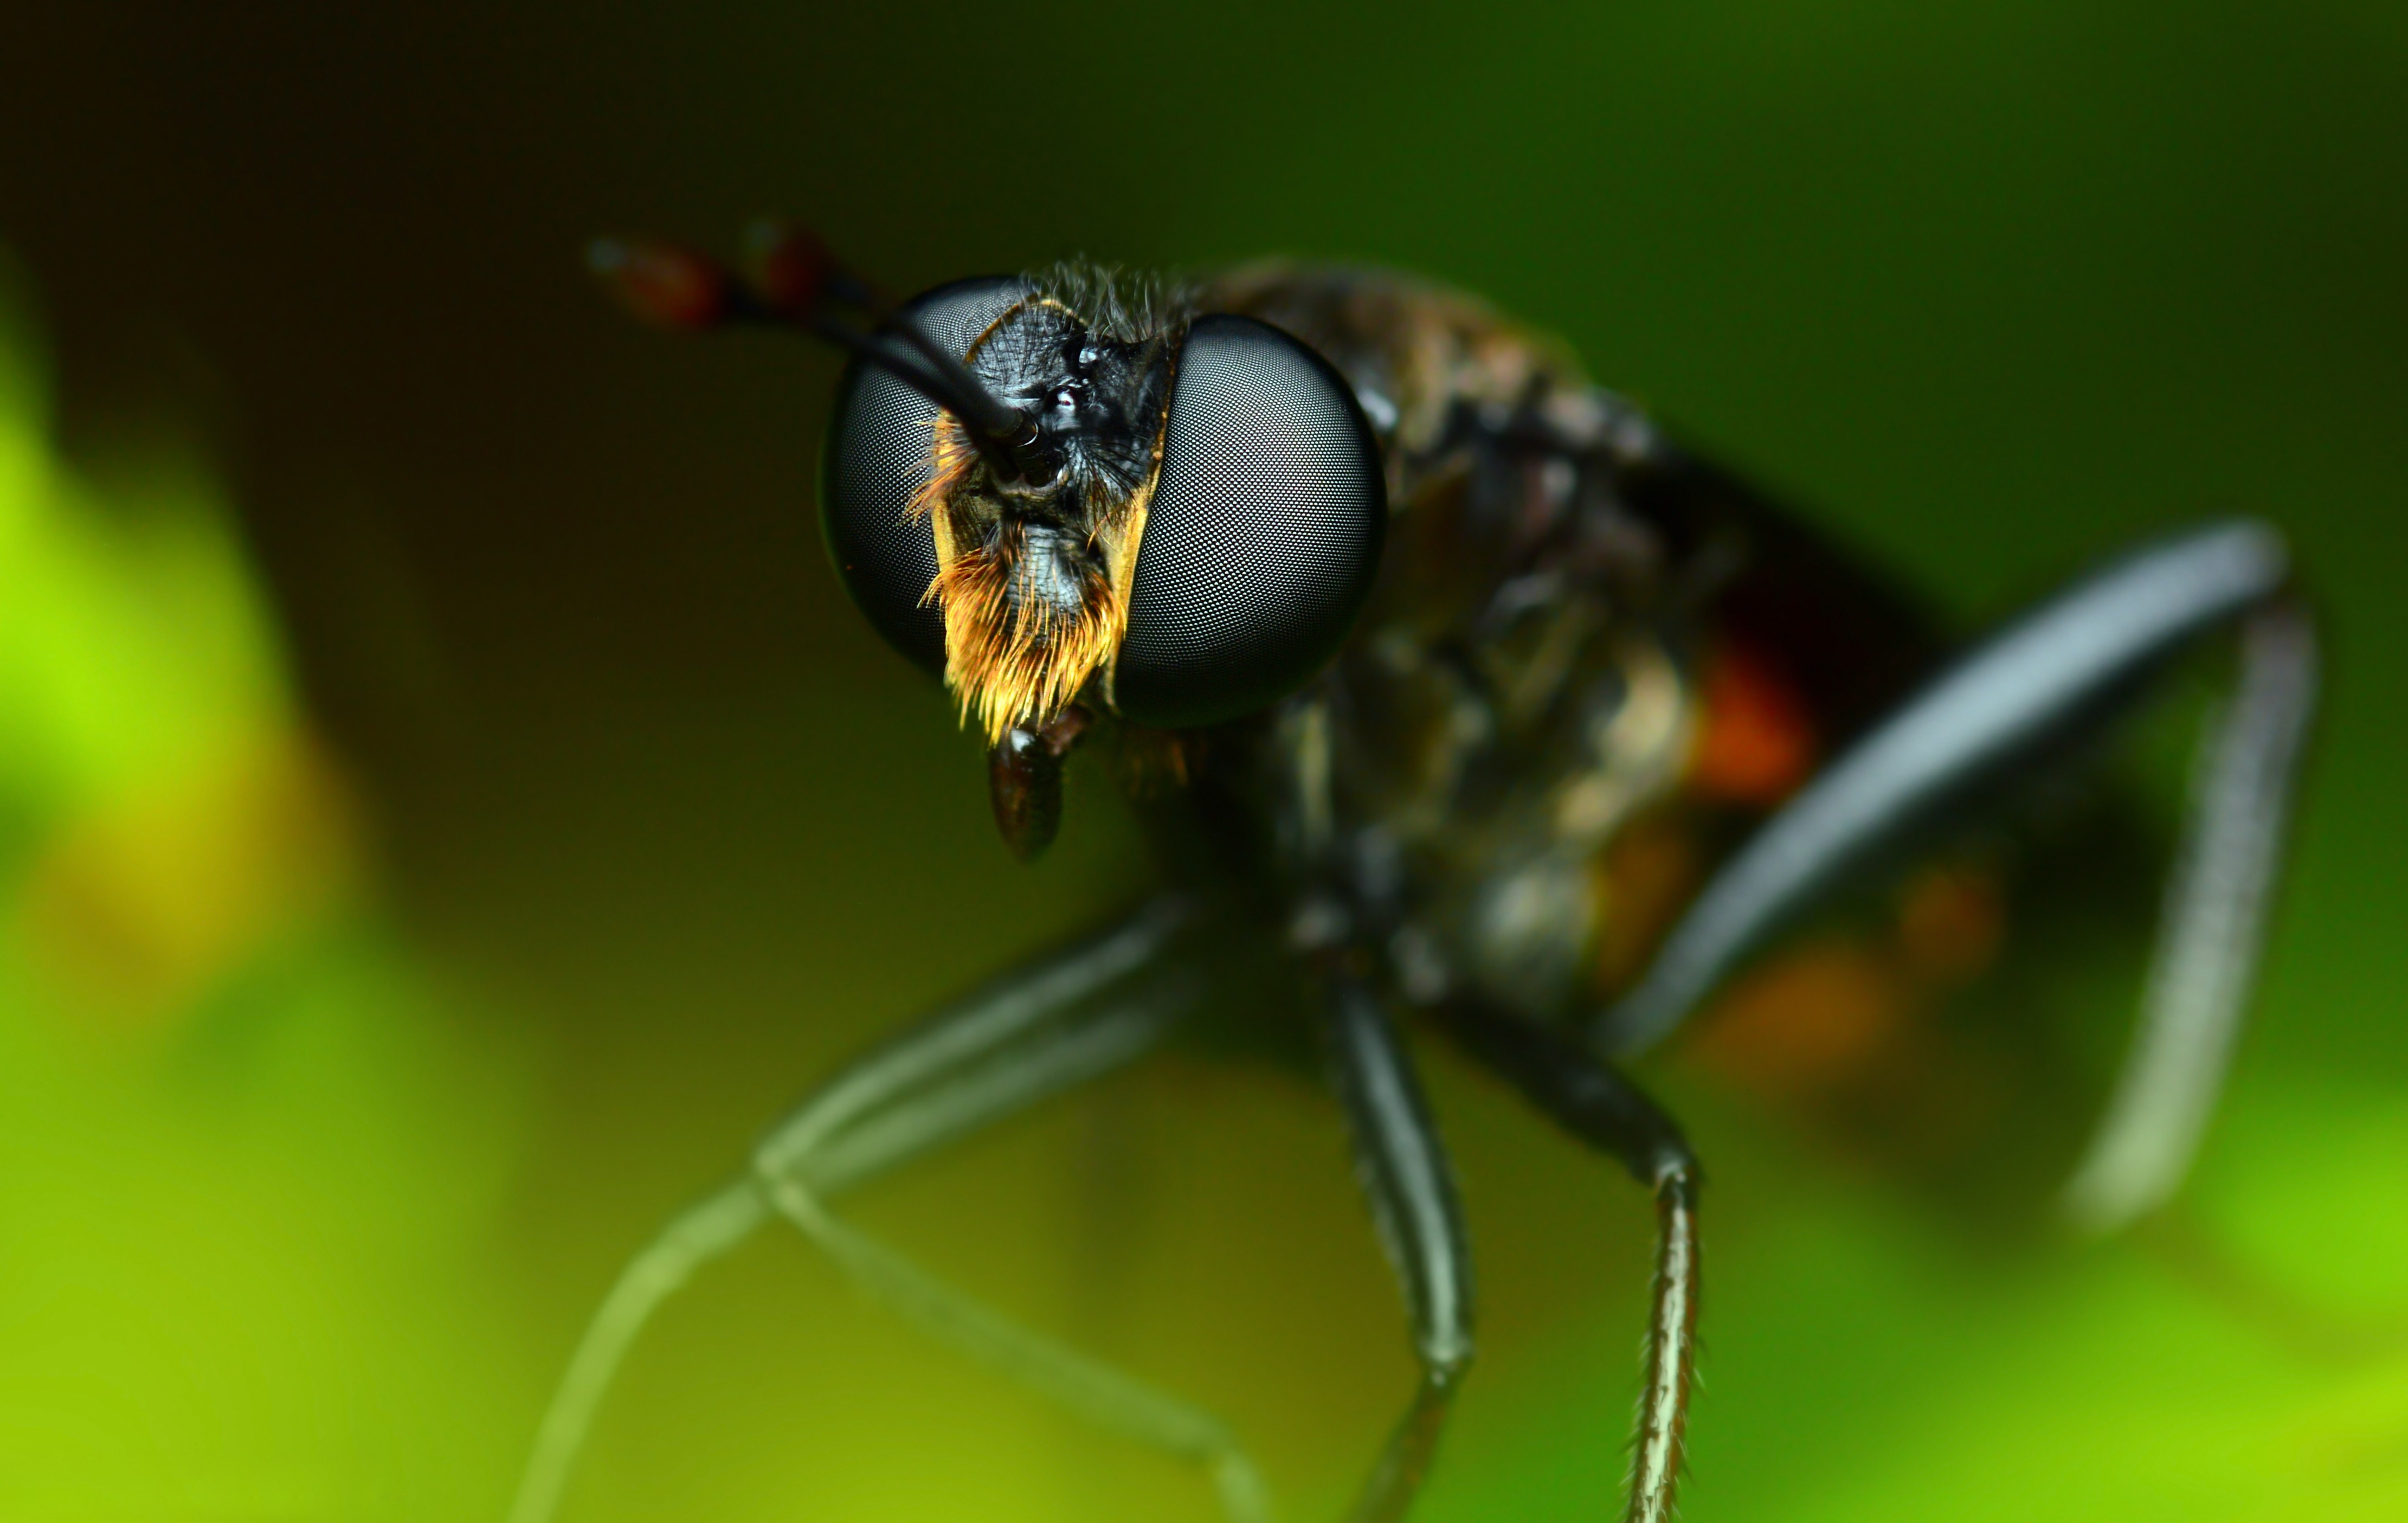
2,2 -> 2403,1518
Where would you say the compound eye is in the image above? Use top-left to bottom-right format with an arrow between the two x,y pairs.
1113,315 -> 1386,728
821,275 -> 1028,673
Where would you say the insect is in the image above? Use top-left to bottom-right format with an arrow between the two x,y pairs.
509,224 -> 2317,1523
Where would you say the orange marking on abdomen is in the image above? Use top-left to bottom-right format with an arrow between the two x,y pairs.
1689,642 -> 1816,805
1683,939 -> 1907,1097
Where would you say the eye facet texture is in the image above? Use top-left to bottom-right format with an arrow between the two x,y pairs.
1115,315 -> 1386,728
820,276 -> 1026,674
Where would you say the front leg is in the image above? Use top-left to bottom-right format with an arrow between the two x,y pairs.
510,896 -> 1273,1523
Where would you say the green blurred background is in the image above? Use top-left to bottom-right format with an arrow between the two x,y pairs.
1,1 -> 2404,1518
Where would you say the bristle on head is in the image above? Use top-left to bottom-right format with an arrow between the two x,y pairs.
912,412 -> 1156,743
925,529 -> 1129,745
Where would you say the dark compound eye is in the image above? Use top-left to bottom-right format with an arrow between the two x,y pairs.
1114,315 -> 1385,728
820,275 -> 1029,674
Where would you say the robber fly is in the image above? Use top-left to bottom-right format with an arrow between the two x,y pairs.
509,226 -> 2317,1523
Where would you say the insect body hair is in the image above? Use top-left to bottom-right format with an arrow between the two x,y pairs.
1022,259 -> 1190,342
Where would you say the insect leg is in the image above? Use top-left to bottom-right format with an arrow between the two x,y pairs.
2062,600 -> 2317,1228
511,896 -> 1274,1523
507,1180 -> 768,1523
753,968 -> 1277,1523
1438,1001 -> 1699,1523
1593,523 -> 2315,1228
1323,974 -> 1475,1523
1595,520 -> 2294,1057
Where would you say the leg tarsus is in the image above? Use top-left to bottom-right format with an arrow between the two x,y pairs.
1347,1360 -> 1471,1523
1628,1167 -> 1700,1523
507,1178 -> 769,1523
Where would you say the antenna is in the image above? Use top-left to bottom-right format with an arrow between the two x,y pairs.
588,224 -> 1047,482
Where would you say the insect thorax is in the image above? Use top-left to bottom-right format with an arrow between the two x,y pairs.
1145,265 -> 1711,1023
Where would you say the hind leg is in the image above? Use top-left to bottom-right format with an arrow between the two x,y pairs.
510,897 -> 1273,1523
1595,522 -> 2317,1228
2061,601 -> 2316,1226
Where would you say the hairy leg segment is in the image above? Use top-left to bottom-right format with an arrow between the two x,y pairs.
1319,972 -> 1707,1523
1439,1000 -> 1702,1523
